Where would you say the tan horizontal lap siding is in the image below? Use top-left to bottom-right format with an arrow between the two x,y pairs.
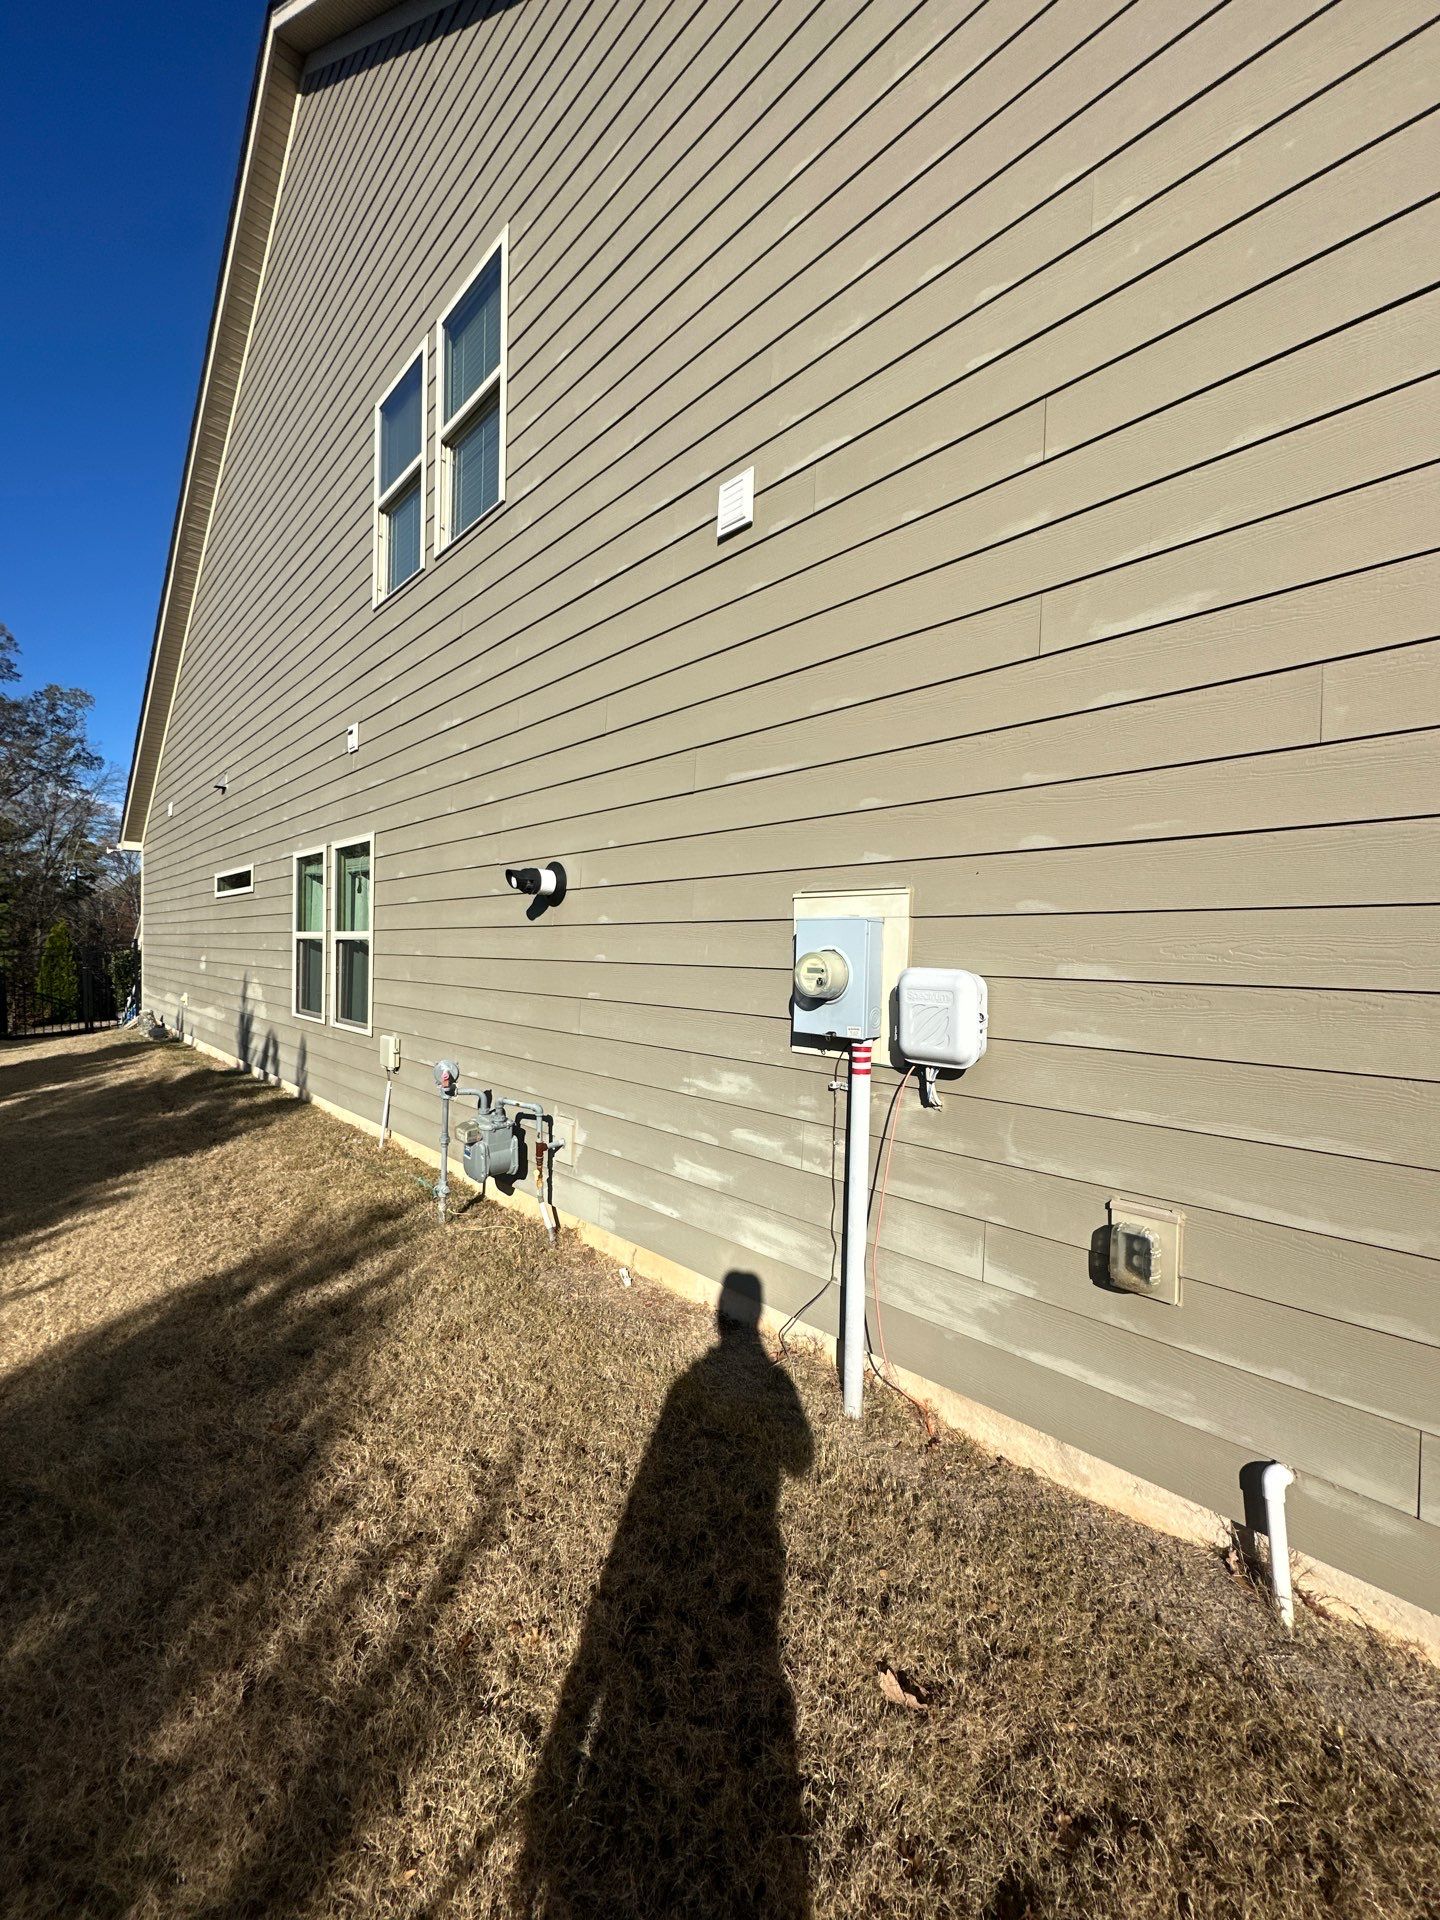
141,0 -> 1440,1611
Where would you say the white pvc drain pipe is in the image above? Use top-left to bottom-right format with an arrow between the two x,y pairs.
842,1040 -> 873,1419
1261,1461 -> 1296,1631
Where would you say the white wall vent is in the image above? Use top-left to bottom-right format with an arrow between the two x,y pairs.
716,467 -> 754,539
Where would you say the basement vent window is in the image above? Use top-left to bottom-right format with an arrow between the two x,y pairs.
437,231 -> 506,547
214,866 -> 253,897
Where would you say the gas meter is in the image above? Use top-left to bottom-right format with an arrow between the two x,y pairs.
457,1094 -> 522,1184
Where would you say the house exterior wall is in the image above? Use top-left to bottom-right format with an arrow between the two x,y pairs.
137,0 -> 1440,1611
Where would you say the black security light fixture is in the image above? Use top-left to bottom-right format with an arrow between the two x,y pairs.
504,860 -> 567,919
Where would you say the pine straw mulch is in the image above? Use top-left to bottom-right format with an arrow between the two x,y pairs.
1,1027 -> 1437,1920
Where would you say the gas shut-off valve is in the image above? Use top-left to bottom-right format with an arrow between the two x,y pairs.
897,967 -> 988,1108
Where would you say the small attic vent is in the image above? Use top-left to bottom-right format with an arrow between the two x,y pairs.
716,467 -> 754,539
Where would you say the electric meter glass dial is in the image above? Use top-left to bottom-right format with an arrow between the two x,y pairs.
794,947 -> 850,1003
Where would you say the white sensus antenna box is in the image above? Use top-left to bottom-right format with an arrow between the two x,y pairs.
897,967 -> 988,1071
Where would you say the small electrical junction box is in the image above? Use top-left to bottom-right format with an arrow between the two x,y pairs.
897,967 -> 988,1071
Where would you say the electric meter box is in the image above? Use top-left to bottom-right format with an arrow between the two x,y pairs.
897,967 -> 988,1071
792,916 -> 884,1042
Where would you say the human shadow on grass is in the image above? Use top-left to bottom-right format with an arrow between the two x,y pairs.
512,1271 -> 815,1920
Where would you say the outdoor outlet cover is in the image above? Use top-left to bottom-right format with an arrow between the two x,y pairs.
1107,1197 -> 1183,1306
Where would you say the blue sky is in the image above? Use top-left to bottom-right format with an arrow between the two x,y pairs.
0,2 -> 262,775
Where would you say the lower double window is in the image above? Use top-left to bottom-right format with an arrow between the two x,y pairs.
292,835 -> 373,1031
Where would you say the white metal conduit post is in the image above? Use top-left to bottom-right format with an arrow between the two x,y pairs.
842,1039 -> 873,1418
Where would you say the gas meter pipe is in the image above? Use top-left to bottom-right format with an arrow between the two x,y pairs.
437,1082 -> 453,1223
842,1040 -> 873,1419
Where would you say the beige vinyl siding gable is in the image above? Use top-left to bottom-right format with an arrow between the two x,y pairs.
137,0 -> 1440,1615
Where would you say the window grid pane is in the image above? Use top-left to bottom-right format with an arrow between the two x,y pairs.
338,940 -> 370,1027
444,253 -> 501,420
384,477 -> 421,592
379,358 -> 422,493
450,392 -> 500,538
336,844 -> 370,933
296,854 -> 324,932
296,937 -> 323,1017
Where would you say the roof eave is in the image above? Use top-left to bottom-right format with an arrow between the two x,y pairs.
122,0 -> 407,846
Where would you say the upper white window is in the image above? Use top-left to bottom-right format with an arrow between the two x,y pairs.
437,231 -> 506,548
374,350 -> 425,600
214,865 -> 253,897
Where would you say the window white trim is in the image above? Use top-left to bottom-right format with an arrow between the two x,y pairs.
291,844 -> 327,1024
328,831 -> 374,1036
434,225 -> 508,553
214,865 -> 254,898
372,338 -> 428,606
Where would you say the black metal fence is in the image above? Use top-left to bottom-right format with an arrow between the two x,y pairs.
0,955 -> 120,1041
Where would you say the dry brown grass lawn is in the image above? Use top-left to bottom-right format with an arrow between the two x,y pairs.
2,1028 -> 1437,1920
